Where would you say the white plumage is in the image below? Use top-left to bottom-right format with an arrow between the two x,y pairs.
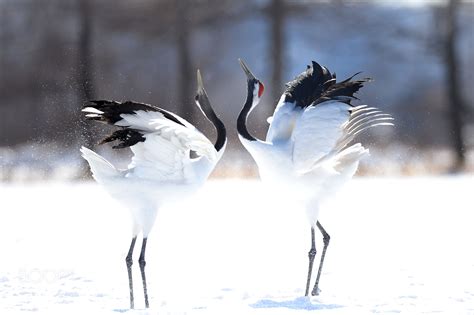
81,70 -> 226,309
237,59 -> 393,296
81,109 -> 221,227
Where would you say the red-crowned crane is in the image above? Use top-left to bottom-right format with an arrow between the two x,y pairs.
236,59 -> 393,296
80,70 -> 226,308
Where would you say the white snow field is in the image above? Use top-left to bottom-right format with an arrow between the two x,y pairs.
0,177 -> 473,314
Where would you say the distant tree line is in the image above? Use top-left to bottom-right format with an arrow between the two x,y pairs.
0,0 -> 472,171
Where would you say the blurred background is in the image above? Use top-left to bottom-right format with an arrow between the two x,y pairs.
0,0 -> 472,181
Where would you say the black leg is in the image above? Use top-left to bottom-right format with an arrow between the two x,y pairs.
126,236 -> 137,309
139,237 -> 149,308
304,227 -> 317,296
311,221 -> 330,296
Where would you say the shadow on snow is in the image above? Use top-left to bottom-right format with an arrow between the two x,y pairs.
250,296 -> 344,311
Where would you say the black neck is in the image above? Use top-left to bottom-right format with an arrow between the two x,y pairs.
237,81 -> 257,142
195,95 -> 226,152
208,111 -> 226,152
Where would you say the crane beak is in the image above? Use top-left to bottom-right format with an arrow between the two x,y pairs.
195,69 -> 212,111
196,69 -> 205,94
238,58 -> 257,81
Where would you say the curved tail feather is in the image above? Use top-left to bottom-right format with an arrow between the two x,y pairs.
80,146 -> 119,182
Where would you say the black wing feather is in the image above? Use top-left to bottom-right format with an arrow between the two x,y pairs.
83,100 -> 186,127
83,100 -> 185,149
99,129 -> 145,149
283,61 -> 371,108
284,61 -> 334,108
314,78 -> 370,105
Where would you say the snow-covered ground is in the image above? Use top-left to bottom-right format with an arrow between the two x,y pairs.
1,177 -> 473,314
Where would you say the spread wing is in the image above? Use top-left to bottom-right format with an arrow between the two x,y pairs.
266,61 -> 333,143
291,101 -> 393,173
266,61 -> 367,144
291,101 -> 351,172
265,97 -> 303,143
83,100 -> 216,181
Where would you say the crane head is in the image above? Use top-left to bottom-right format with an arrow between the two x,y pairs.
238,58 -> 265,106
